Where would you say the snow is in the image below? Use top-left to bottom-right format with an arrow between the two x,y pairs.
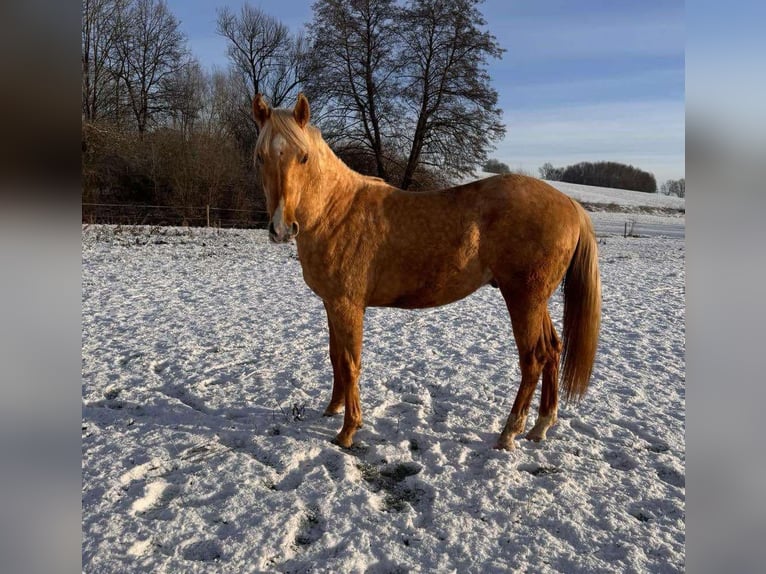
547,181 -> 684,211
465,172 -> 686,212
82,192 -> 685,572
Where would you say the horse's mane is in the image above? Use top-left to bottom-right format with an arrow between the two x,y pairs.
257,109 -> 389,189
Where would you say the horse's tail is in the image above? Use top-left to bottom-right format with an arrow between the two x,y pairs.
560,202 -> 601,403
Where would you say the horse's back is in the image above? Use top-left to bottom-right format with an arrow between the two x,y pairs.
465,174 -> 577,222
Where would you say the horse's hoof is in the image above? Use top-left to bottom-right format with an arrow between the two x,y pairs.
332,434 -> 354,449
493,438 -> 516,451
526,415 -> 556,442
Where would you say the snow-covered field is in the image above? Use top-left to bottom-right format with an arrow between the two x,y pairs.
82,192 -> 685,572
547,181 -> 684,212
465,172 -> 686,213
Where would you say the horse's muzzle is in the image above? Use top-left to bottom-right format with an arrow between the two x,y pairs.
268,220 -> 299,243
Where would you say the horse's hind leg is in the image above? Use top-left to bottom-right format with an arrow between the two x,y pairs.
494,300 -> 546,451
526,311 -> 561,442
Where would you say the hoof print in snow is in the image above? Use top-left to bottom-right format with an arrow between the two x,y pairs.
380,461 -> 423,482
627,499 -> 683,524
358,461 -> 428,513
366,559 -> 408,574
656,464 -> 685,488
646,442 -> 670,453
151,361 -> 168,374
629,509 -> 653,523
520,464 -> 562,477
294,509 -> 323,547
119,352 -> 142,367
342,442 -> 368,455
131,480 -> 179,518
181,539 -> 223,562
103,385 -> 122,400
383,488 -> 424,513
275,469 -> 304,492
605,450 -> 638,471
569,418 -> 600,439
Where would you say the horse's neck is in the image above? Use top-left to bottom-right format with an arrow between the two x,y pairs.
298,143 -> 374,232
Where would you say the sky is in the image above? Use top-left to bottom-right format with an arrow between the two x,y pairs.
165,0 -> 685,184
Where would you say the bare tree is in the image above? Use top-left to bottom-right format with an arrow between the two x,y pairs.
305,0 -> 402,181
305,0 -> 505,188
163,58 -> 206,137
113,0 -> 187,134
216,4 -> 307,162
661,178 -> 685,197
206,68 -> 260,157
539,162 -> 564,181
270,32 -> 311,109
397,0 -> 504,189
201,69 -> 239,137
82,0 -> 127,121
216,4 -> 304,108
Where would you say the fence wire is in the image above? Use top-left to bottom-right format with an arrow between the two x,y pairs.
82,202 -> 270,229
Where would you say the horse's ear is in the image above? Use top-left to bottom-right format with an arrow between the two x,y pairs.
293,93 -> 310,128
252,93 -> 271,128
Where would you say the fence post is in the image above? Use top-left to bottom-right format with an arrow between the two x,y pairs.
206,205 -> 210,228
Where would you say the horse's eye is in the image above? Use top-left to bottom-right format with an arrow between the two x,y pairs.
300,153 -> 309,164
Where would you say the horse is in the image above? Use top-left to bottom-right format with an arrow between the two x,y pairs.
252,93 -> 601,450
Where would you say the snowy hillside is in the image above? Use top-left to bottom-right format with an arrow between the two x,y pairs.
463,171 -> 685,212
82,210 -> 685,572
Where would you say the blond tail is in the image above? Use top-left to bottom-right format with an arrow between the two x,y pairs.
561,203 -> 601,403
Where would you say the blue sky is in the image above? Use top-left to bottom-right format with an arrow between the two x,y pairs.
166,0 -> 685,183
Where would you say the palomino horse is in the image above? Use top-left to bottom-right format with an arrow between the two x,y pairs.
252,93 -> 601,450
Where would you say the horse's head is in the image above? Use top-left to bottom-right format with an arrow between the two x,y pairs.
252,93 -> 312,243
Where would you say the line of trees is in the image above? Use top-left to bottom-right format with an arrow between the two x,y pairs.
82,0 -> 506,223
539,161 -> 658,194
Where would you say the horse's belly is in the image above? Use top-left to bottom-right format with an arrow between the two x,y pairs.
373,266 -> 491,309
384,286 -> 479,309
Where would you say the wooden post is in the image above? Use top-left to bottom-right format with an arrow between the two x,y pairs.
206,205 -> 210,228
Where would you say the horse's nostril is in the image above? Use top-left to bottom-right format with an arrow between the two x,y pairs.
268,221 -> 276,235
291,222 -> 299,236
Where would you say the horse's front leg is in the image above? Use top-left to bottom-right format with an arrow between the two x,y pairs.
323,301 -> 364,448
323,308 -> 345,416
